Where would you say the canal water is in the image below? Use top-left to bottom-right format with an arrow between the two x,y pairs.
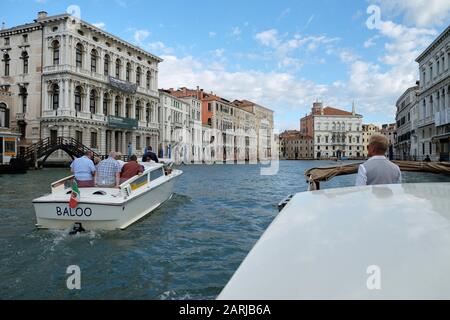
1,160 -> 449,299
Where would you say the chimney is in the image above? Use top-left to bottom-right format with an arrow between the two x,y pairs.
352,101 -> 356,116
37,11 -> 48,20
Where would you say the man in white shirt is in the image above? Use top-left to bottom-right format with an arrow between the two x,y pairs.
356,134 -> 402,186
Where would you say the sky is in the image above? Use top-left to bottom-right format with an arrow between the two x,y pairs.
1,0 -> 450,131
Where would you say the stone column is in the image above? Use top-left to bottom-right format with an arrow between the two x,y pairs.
43,82 -> 50,111
69,80 -> 75,111
153,71 -> 158,91
83,42 -> 89,71
130,97 -> 136,119
84,85 -> 91,112
99,89 -> 104,115
63,79 -> 70,110
122,96 -> 127,117
98,48 -> 103,76
111,94 -> 116,116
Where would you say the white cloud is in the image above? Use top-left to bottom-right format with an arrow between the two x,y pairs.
254,29 -> 339,71
133,29 -> 151,46
146,41 -> 174,55
158,54 -> 347,131
212,49 -> 225,58
92,22 -> 106,30
208,31 -> 217,38
363,36 -> 377,48
373,0 -> 450,27
231,27 -> 242,38
339,50 -> 359,63
255,29 -> 280,47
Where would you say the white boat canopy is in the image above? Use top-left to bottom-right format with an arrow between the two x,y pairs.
219,182 -> 450,300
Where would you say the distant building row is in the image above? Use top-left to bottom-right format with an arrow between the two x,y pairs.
0,12 -> 274,164
279,101 -> 397,160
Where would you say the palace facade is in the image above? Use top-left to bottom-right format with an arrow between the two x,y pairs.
0,12 -> 161,160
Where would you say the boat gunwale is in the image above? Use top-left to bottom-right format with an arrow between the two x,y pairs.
32,170 -> 183,206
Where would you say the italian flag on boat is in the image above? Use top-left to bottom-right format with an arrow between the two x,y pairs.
69,180 -> 80,209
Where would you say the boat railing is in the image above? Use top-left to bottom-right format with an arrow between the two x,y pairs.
119,164 -> 165,199
304,160 -> 450,191
51,175 -> 75,194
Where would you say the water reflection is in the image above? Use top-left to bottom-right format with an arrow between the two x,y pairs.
0,161 -> 449,299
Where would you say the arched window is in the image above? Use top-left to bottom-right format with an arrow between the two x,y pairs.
103,93 -> 109,115
51,84 -> 59,110
74,86 -> 82,112
3,53 -> 10,76
136,67 -> 141,86
126,62 -> 131,82
22,51 -> 29,74
19,87 -> 28,113
115,59 -> 121,78
135,100 -> 141,120
0,103 -> 9,128
104,54 -> 110,76
91,49 -> 98,73
75,43 -> 83,68
115,96 -> 121,116
126,98 -> 131,118
89,90 -> 97,114
146,71 -> 151,89
52,40 -> 60,65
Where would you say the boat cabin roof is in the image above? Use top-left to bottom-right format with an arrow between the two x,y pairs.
218,182 -> 450,299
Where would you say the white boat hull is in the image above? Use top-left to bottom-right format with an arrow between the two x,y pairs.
34,168 -> 181,231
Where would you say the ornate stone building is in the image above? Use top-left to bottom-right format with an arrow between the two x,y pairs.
300,102 -> 364,159
0,12 -> 161,160
416,24 -> 450,161
167,87 -> 274,162
394,85 -> 419,160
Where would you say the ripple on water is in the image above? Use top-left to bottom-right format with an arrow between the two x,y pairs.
1,162 -> 449,299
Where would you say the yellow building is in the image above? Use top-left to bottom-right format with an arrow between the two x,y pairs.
362,124 -> 380,158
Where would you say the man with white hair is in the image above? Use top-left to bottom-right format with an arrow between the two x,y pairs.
356,134 -> 402,186
95,151 -> 122,188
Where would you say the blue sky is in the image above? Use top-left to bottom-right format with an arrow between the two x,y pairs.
2,0 -> 450,130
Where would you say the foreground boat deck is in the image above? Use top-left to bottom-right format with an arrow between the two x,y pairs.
219,182 -> 450,299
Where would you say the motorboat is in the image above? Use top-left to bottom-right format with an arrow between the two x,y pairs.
219,161 -> 450,299
33,162 -> 182,231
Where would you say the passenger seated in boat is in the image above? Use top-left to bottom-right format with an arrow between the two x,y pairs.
115,152 -> 125,170
93,156 -> 101,166
70,151 -> 96,188
95,152 -> 121,188
120,155 -> 144,184
142,146 -> 159,163
355,134 -> 401,186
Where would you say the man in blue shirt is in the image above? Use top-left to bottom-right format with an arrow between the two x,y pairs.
70,151 -> 96,187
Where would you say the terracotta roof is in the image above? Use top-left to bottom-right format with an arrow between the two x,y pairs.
279,130 -> 312,140
322,107 -> 353,116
